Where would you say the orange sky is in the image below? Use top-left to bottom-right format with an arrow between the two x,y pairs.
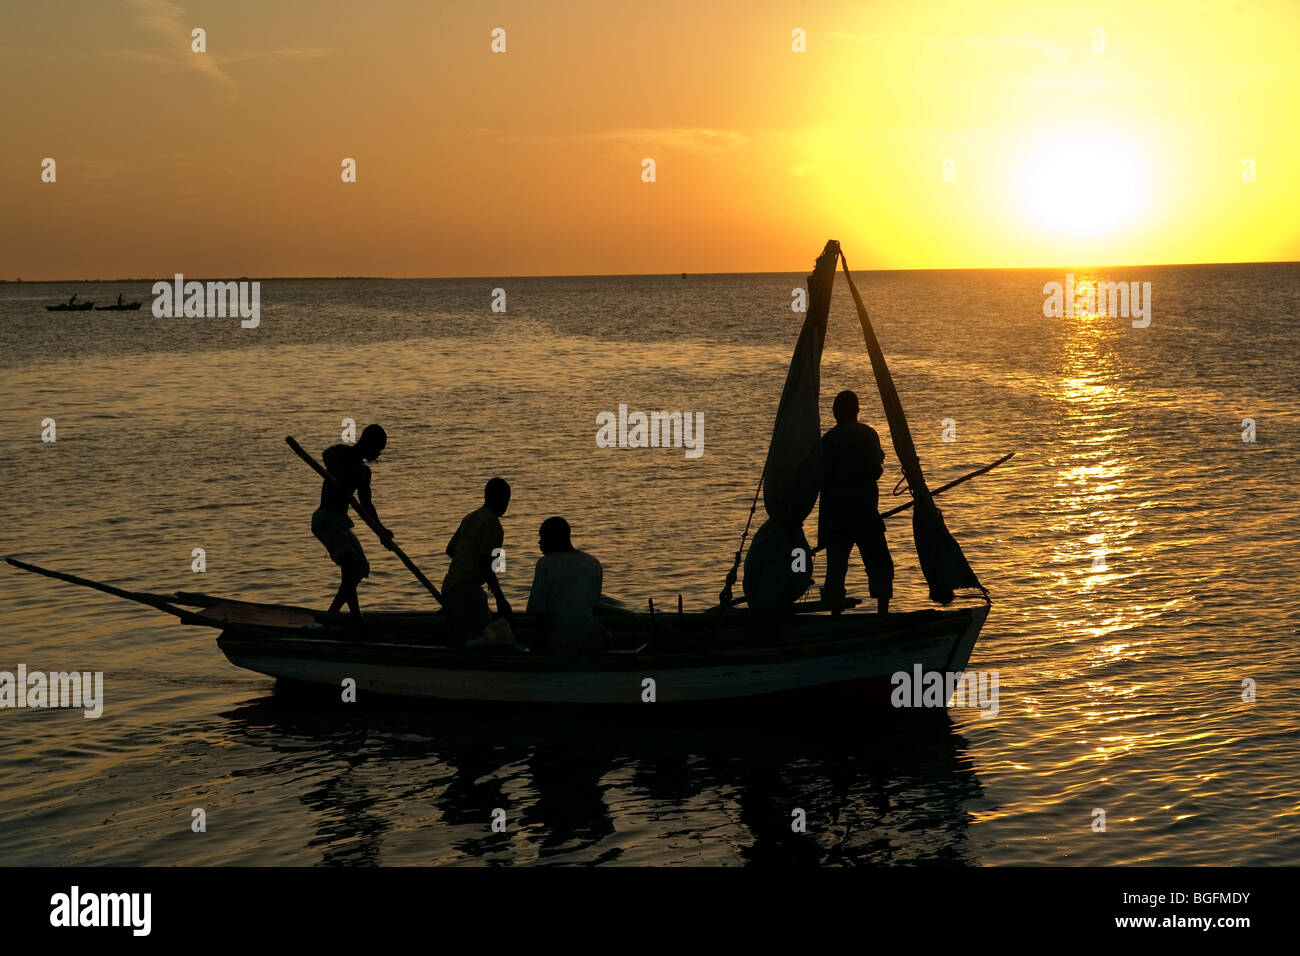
2,0 -> 1297,279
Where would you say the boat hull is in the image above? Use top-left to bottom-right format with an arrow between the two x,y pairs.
217,604 -> 988,707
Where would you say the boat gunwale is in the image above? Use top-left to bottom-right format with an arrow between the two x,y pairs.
215,605 -> 983,672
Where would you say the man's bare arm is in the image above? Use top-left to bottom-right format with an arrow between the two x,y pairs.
356,473 -> 393,545
482,561 -> 512,616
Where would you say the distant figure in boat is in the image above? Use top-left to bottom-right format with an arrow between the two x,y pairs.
116,293 -> 124,307
68,294 -> 78,306
312,424 -> 393,620
442,477 -> 513,645
819,390 -> 894,615
526,516 -> 606,658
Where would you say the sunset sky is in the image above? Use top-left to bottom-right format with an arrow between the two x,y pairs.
2,0 -> 1297,279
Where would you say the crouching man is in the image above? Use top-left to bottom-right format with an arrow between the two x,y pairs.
442,477 -> 513,645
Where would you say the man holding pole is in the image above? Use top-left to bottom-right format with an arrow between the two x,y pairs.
311,424 -> 394,619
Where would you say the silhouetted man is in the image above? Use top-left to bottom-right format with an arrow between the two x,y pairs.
442,477 -> 512,645
819,390 -> 894,614
312,424 -> 393,619
526,516 -> 606,658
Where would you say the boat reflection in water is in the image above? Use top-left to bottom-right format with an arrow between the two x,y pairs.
219,691 -> 983,865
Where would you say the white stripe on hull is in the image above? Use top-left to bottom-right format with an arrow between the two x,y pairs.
223,605 -> 988,705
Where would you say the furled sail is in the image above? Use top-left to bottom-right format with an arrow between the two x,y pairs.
739,240 -> 840,613
838,250 -> 985,605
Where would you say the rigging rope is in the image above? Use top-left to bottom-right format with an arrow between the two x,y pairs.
717,464 -> 766,607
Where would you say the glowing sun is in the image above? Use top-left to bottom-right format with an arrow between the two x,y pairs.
1021,137 -> 1148,236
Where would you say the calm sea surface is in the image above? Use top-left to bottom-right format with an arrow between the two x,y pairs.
1,264 -> 1297,865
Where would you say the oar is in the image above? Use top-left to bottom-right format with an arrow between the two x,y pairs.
6,556 -> 192,619
881,451 -> 1015,519
285,436 -> 444,606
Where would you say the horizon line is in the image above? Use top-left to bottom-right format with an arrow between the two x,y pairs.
6,257 -> 1298,284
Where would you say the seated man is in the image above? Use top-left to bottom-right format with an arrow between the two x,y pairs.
441,477 -> 512,645
525,516 -> 606,658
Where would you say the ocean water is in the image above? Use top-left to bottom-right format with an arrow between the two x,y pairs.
0,263 -> 1297,865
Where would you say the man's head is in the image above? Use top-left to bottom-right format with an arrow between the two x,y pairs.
357,424 -> 387,461
484,477 -> 511,516
832,390 -> 860,424
538,516 -> 573,555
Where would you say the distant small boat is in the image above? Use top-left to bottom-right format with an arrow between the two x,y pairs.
46,302 -> 94,311
94,302 -> 142,311
7,239 -> 1000,712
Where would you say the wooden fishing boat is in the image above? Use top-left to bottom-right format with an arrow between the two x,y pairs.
45,301 -> 94,311
8,239 -> 1003,710
221,606 -> 989,707
94,302 -> 142,311
2,559 -> 986,707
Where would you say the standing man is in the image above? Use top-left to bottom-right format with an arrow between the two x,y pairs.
312,424 -> 393,619
442,477 -> 513,645
525,516 -> 606,658
819,390 -> 894,614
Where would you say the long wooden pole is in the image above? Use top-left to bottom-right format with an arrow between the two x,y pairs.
809,452 -> 1014,554
285,436 -> 443,606
880,452 -> 1014,519
5,556 -> 192,618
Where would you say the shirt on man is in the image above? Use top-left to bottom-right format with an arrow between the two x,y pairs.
819,420 -> 886,534
526,549 -> 603,656
319,443 -> 371,514
442,506 -> 504,594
